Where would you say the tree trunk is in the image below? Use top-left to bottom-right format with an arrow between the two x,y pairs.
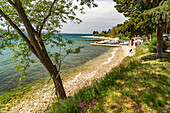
156,23 -> 164,58
52,73 -> 66,100
131,39 -> 134,46
148,34 -> 152,41
40,58 -> 66,100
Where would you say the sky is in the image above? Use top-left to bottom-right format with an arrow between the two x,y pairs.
61,0 -> 127,34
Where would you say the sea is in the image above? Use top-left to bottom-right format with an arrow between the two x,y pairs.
0,34 -> 110,94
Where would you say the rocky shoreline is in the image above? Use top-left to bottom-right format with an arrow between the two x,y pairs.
3,46 -> 135,113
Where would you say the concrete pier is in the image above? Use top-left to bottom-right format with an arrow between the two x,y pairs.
90,43 -> 122,47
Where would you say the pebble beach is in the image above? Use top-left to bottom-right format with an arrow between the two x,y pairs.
3,46 -> 135,113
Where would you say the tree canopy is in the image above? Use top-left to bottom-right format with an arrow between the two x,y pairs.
113,0 -> 170,58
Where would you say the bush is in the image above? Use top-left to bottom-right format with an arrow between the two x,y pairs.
120,35 -> 129,40
148,38 -> 168,53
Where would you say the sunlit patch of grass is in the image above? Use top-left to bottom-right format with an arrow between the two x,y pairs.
102,53 -> 170,113
49,45 -> 170,113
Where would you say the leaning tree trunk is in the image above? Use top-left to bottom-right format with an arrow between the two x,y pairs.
0,1 -> 67,100
156,23 -> 164,58
52,70 -> 66,99
40,56 -> 66,100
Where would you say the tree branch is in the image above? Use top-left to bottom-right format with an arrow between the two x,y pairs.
13,0 -> 47,53
0,8 -> 38,58
36,25 -> 39,32
33,0 -> 57,53
6,0 -> 57,74
7,0 -> 16,6
9,0 -> 44,57
39,0 -> 57,34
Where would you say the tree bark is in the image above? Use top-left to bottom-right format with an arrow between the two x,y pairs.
52,73 -> 66,100
39,55 -> 67,100
14,1 -> 67,99
156,23 -> 164,58
148,34 -> 152,41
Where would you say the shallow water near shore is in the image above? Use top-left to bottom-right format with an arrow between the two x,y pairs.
0,34 -> 111,94
61,47 -> 114,81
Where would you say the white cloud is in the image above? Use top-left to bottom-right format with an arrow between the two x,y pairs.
61,0 -> 127,34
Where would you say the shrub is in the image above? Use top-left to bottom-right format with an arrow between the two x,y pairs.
120,36 -> 129,40
148,38 -> 168,53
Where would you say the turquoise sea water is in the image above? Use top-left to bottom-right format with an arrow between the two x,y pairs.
0,34 -> 110,94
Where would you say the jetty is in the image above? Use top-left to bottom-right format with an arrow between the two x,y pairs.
90,43 -> 122,47
90,39 -> 128,47
84,37 -> 129,47
85,39 -> 104,41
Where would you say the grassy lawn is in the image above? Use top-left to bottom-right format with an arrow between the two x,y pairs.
50,45 -> 170,113
103,53 -> 170,113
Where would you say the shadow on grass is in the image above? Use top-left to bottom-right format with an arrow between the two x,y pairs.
141,52 -> 170,63
109,60 -> 170,112
50,57 -> 170,113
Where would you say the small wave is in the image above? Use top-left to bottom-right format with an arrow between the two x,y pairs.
66,48 -> 118,85
66,72 -> 82,85
101,48 -> 118,65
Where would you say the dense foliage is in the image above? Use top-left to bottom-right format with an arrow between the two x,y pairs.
113,0 -> 170,37
148,38 -> 168,53
113,0 -> 170,58
93,1 -> 169,40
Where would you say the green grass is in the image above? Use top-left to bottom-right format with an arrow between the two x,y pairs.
0,78 -> 50,111
0,84 -> 32,104
50,45 -> 170,113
